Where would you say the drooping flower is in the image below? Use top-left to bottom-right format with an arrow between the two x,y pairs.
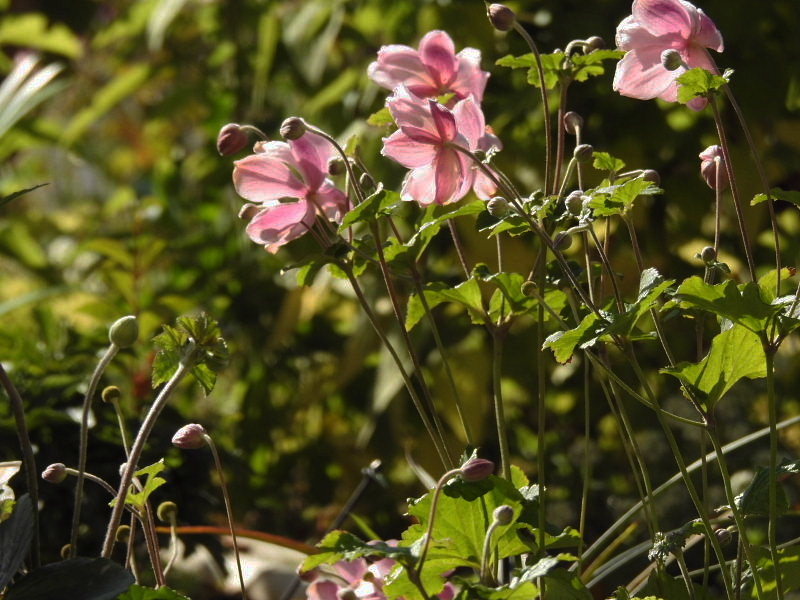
699,144 -> 729,190
382,86 -> 501,205
613,0 -> 724,110
232,133 -> 347,253
368,30 -> 489,102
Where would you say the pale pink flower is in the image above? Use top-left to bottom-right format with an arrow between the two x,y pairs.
382,86 -> 501,205
368,30 -> 489,102
613,0 -> 724,111
232,134 -> 347,253
699,144 -> 729,190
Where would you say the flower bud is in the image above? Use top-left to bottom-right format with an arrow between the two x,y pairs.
521,281 -> 538,297
460,457 -> 495,482
60,544 -> 72,559
573,143 -> 594,164
554,232 -> 573,251
661,49 -> 683,72
157,501 -> 178,523
42,463 -> 67,484
715,527 -> 733,546
101,385 -> 121,403
641,169 -> 660,186
216,123 -> 249,156
280,117 -> 307,141
563,111 -> 583,135
586,36 -> 605,51
328,157 -> 346,176
700,246 -> 717,263
565,190 -> 584,216
358,172 -> 376,191
109,315 -> 138,348
116,525 -> 131,543
493,505 -> 514,525
487,4 -> 516,32
699,145 -> 729,191
172,423 -> 208,449
487,196 -> 509,218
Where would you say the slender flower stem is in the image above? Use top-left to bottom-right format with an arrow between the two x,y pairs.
204,434 -> 247,600
765,349 -> 785,600
110,398 -> 132,457
369,221 -> 452,465
577,359 -> 592,575
709,96 -> 756,281
491,328 -> 511,481
587,224 -> 624,312
163,516 -> 179,577
535,248 -> 547,560
0,363 -> 40,567
480,517 -> 503,584
102,360 -> 192,558
416,468 -> 463,573
554,85 -> 569,189
448,220 -> 471,279
342,264 -> 450,468
126,516 -> 141,583
704,425 -> 766,600
71,343 -> 119,557
723,85 -> 781,295
513,21 -> 553,194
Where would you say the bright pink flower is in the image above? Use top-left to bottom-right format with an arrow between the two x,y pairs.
613,0 -> 724,111
382,86 -> 501,205
232,134 -> 347,253
699,144 -> 729,190
368,30 -> 489,102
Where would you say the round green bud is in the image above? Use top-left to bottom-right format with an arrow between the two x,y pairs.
700,246 -> 717,263
101,385 -> 121,403
493,505 -> 514,525
586,36 -> 605,51
554,232 -> 573,251
521,281 -> 538,297
563,111 -> 583,135
573,144 -> 594,164
115,525 -> 131,543
157,501 -> 178,523
487,196 -> 510,218
565,190 -> 585,216
109,315 -> 138,348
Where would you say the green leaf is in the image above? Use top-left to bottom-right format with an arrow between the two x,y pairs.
751,187 -> 800,207
648,520 -> 705,563
406,200 -> 485,258
452,579 -> 539,599
0,14 -> 82,58
570,49 -> 624,81
587,177 -> 663,217
152,314 -> 228,394
676,67 -> 729,104
5,557 -> 134,600
405,283 -> 449,331
757,268 -> 796,302
495,54 -> 535,70
673,277 -> 781,335
751,545 -> 800,598
110,460 -> 167,509
592,152 -> 626,174
0,184 -> 48,210
734,459 -> 800,518
543,312 -> 604,364
538,568 -> 592,599
117,585 -> 191,600
300,531 -> 412,573
0,495 -> 34,590
366,106 -> 395,127
339,188 -> 400,230
437,278 -> 488,325
661,324 -> 766,410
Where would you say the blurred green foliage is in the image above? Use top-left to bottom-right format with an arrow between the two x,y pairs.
1,0 -> 800,595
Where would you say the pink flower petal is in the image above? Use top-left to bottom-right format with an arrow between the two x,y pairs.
244,200 -> 315,253
334,559 -> 369,584
433,148 -> 466,205
306,580 -> 340,600
452,48 -> 489,101
633,0 -> 694,39
313,181 -> 349,223
692,6 -> 724,52
382,129 -> 439,168
473,170 -> 498,200
613,46 -> 677,100
429,100 -> 457,142
419,30 -> 458,89
233,150 -> 306,203
367,44 -> 440,96
290,133 -> 335,192
401,165 -> 437,205
452,96 -> 485,150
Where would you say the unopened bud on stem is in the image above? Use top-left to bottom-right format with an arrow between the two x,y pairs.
42,463 -> 67,484
460,457 -> 495,482
109,315 -> 138,348
493,505 -> 514,526
172,423 -> 208,449
280,117 -> 307,141
586,36 -> 605,51
487,196 -> 509,218
487,4 -> 516,32
563,112 -> 583,135
565,190 -> 584,216
573,144 -> 594,164
157,501 -> 178,523
700,246 -> 717,263
216,123 -> 249,156
101,385 -> 121,403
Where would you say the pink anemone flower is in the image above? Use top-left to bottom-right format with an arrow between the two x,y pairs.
613,0 -> 724,111
382,86 -> 501,206
232,134 -> 347,253
368,30 -> 489,102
